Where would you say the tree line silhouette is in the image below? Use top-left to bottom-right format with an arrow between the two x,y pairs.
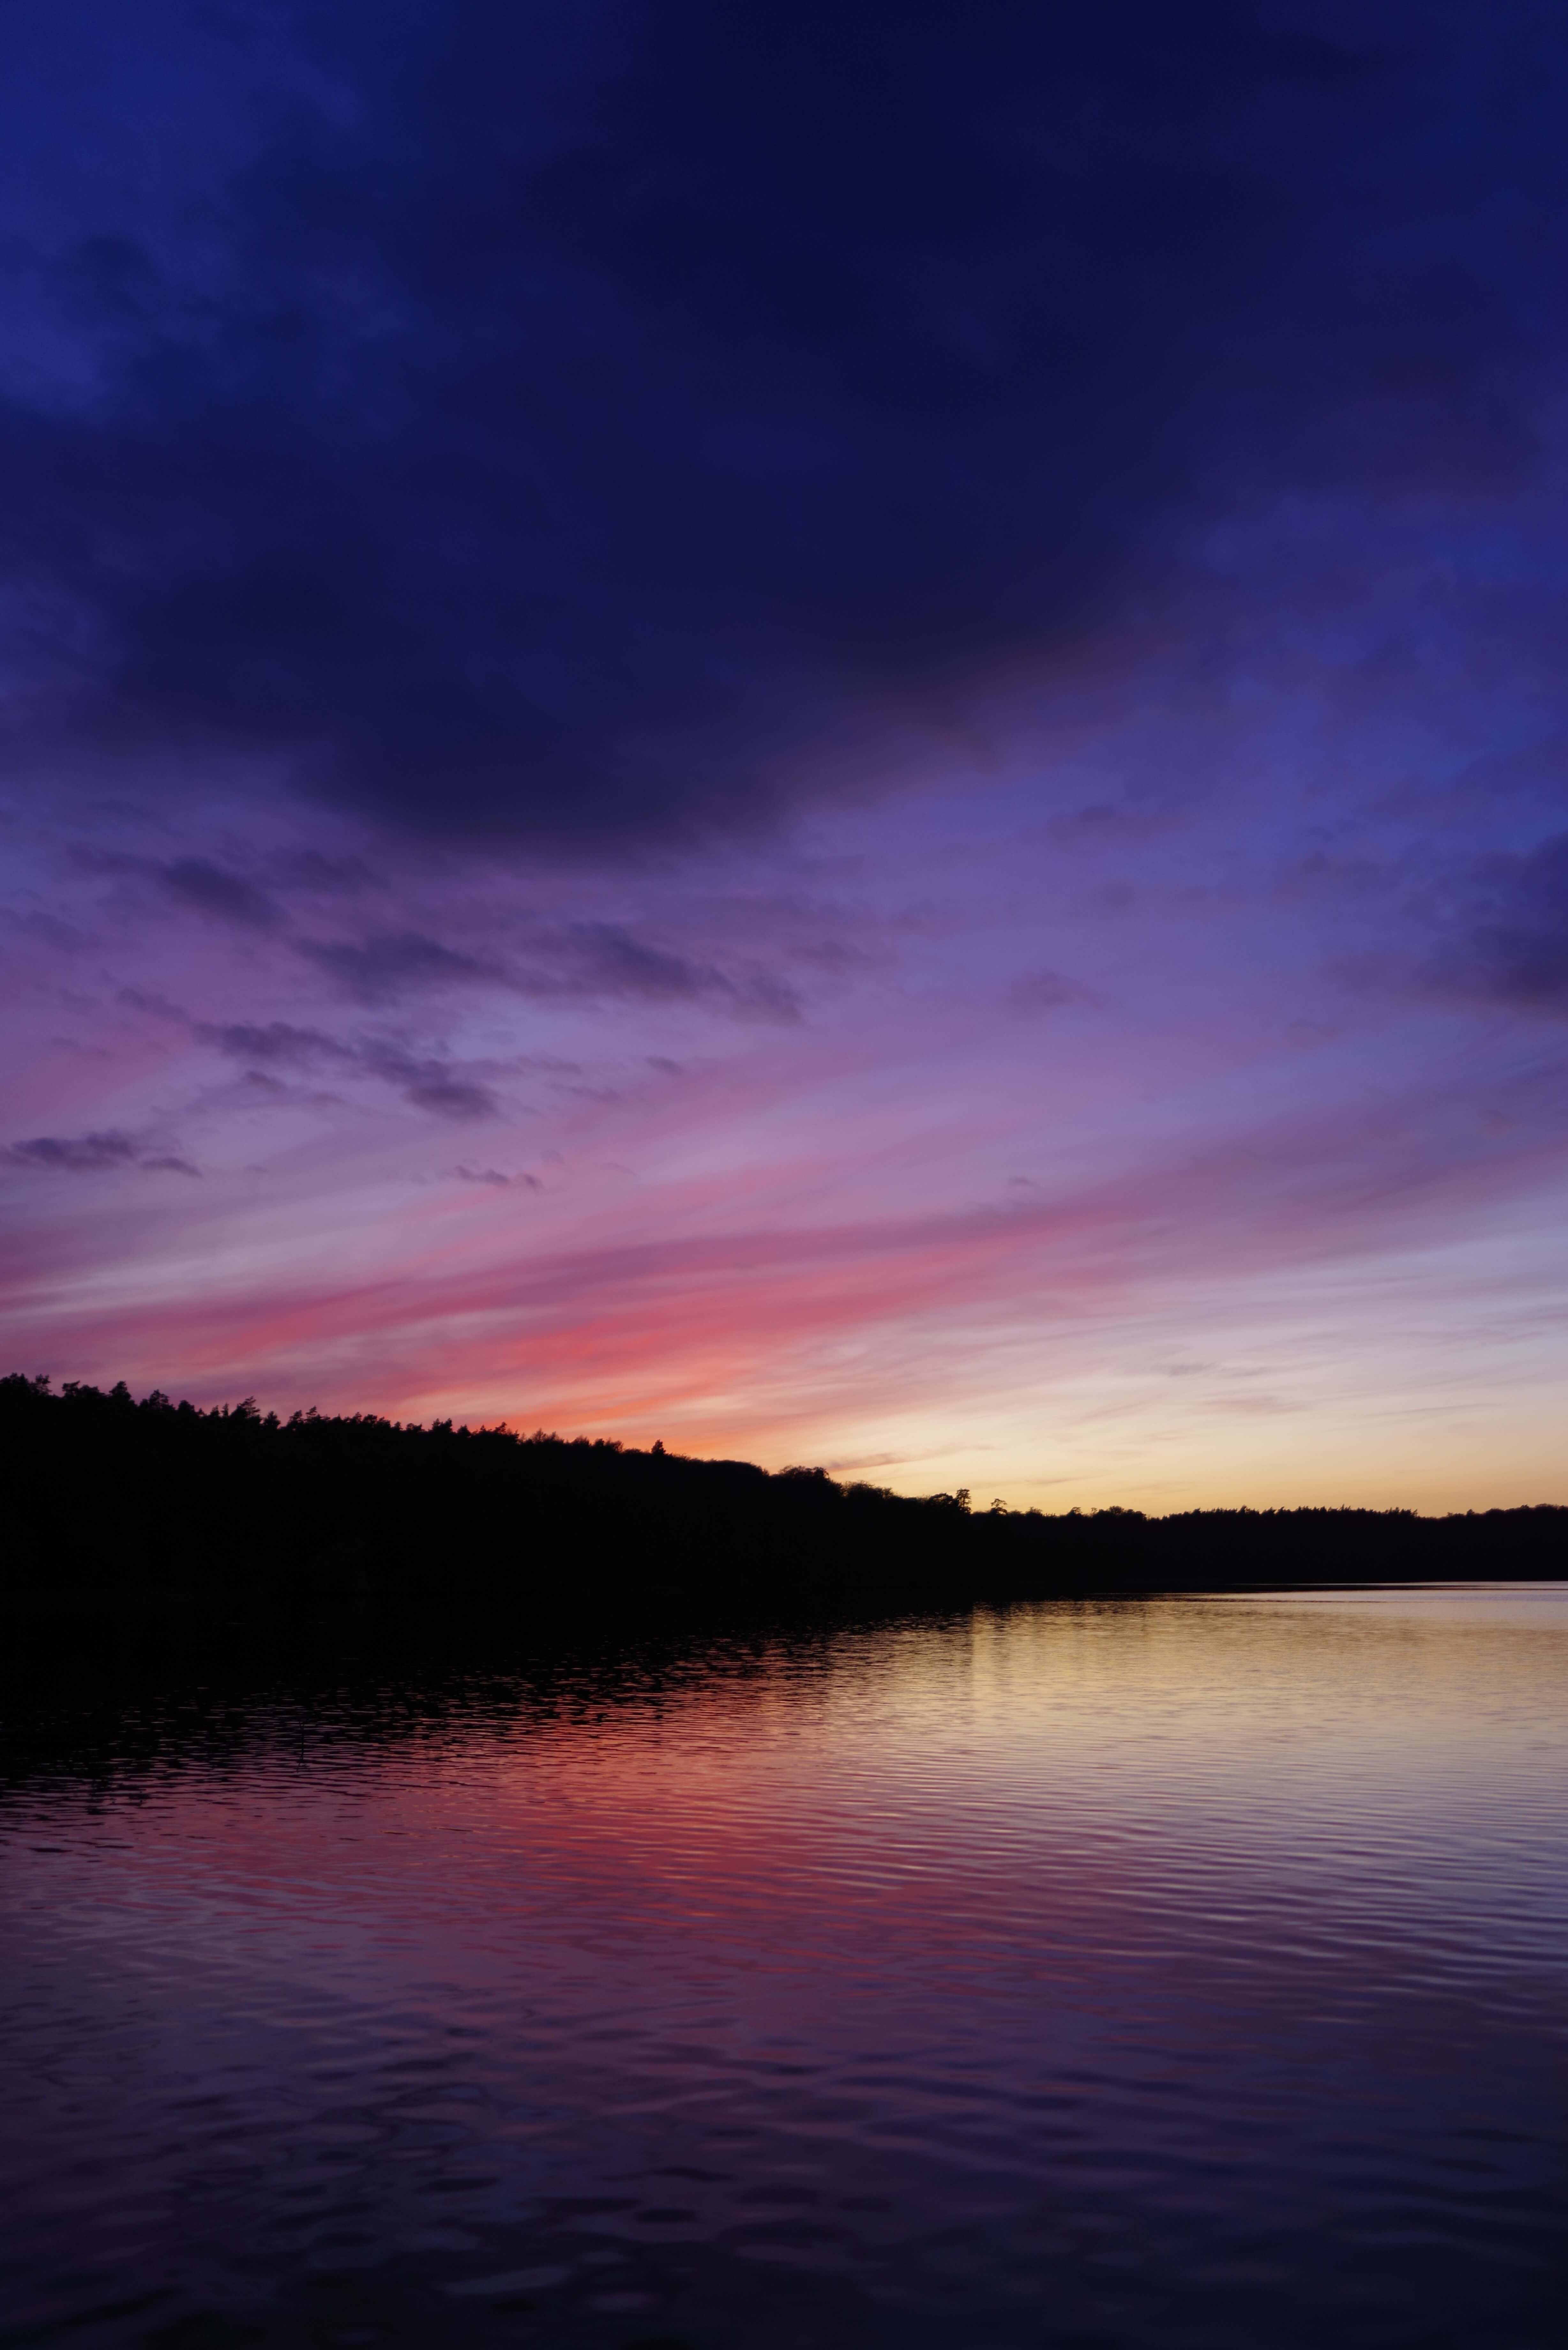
3,1371 -> 1562,1647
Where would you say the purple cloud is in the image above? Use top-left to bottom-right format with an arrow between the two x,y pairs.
5,1130 -> 197,1175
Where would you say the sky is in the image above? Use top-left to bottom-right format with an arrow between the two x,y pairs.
3,0 -> 1568,1510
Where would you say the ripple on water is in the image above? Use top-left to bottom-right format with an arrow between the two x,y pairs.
0,1587 -> 1565,2350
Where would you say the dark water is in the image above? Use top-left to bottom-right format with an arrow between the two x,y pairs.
2,1588 -> 1564,2350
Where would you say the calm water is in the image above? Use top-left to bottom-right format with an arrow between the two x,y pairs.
2,1587 -> 1564,2350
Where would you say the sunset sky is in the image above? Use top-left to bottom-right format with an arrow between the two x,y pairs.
4,0 -> 1568,1509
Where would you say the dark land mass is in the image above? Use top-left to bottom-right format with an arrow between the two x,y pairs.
3,1374 -> 1563,1665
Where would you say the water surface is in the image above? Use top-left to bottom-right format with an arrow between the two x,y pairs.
2,1587 -> 1564,2349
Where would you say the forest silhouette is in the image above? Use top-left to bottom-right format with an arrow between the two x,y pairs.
4,1372 -> 1562,1653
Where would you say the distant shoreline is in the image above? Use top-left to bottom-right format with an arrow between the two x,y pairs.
5,1374 -> 1564,1662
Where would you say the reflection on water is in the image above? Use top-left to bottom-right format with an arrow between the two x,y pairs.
1,1587 -> 1564,2350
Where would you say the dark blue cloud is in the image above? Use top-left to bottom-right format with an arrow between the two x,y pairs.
0,1 -> 1562,849
193,1020 -> 353,1068
5,1131 -> 139,1171
155,858 -> 283,930
4,1130 -> 198,1174
1430,832 -> 1568,1014
195,1015 -> 500,1118
295,932 -> 503,1000
294,919 -> 801,1014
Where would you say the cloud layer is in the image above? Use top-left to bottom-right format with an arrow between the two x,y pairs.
2,2 -> 1564,845
4,4 -> 1568,1506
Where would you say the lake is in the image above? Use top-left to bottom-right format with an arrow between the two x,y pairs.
2,1585 -> 1564,2350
